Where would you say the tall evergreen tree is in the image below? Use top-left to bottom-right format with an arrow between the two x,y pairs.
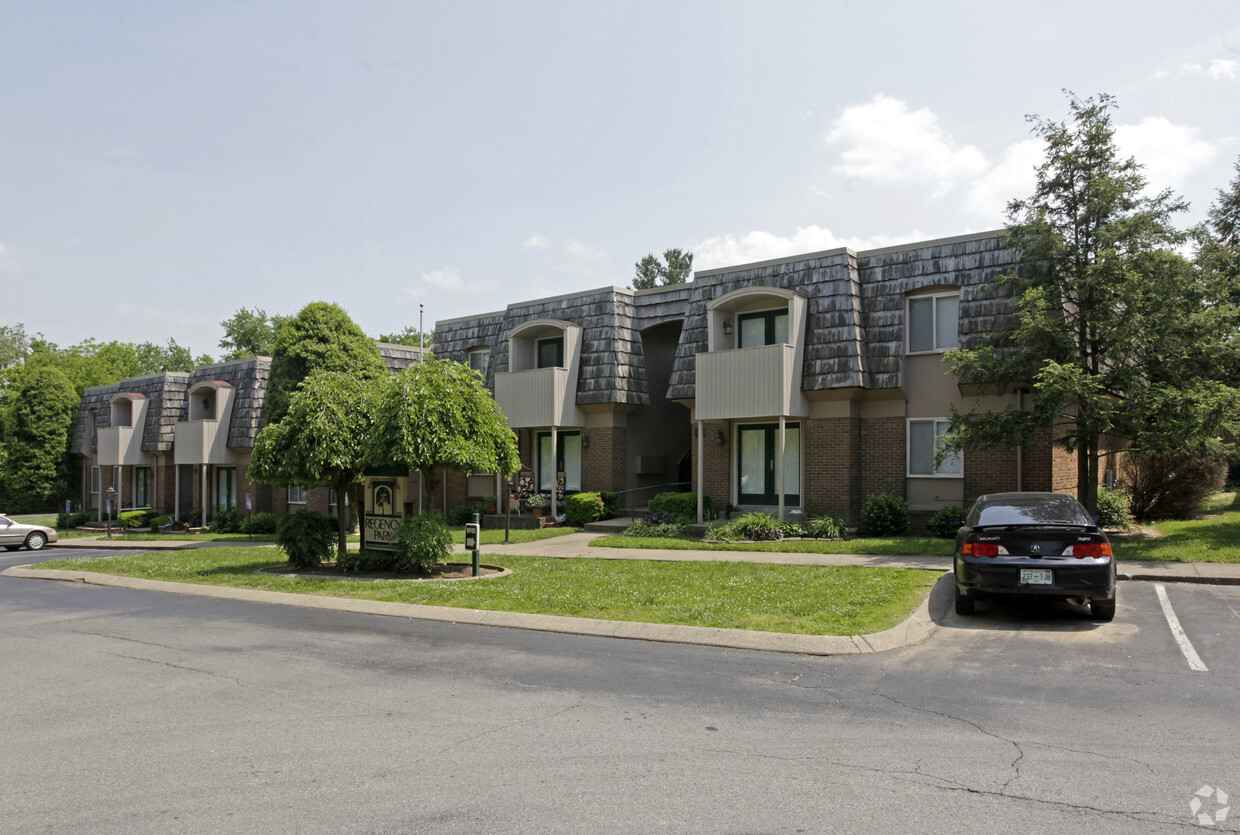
944,94 -> 1240,512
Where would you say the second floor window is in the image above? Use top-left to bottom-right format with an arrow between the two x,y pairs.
536,336 -> 564,368
738,309 -> 789,348
908,293 -> 959,353
467,348 -> 490,377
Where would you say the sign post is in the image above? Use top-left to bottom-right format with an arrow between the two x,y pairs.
465,513 -> 481,577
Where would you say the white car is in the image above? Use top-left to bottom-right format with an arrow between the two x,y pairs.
0,515 -> 58,551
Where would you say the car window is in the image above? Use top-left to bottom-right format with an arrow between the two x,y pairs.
970,495 -> 1092,527
0,515 -> 11,525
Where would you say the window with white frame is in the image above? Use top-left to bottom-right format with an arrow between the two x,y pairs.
467,348 -> 490,378
908,419 -> 962,477
288,484 -> 308,504
907,292 -> 959,353
328,489 -> 349,506
91,466 -> 100,494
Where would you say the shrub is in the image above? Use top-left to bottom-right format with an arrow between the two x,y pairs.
211,506 -> 241,533
240,512 -> 279,535
149,515 -> 171,529
57,510 -> 92,529
337,549 -> 398,573
926,505 -> 965,539
450,502 -> 488,525
622,520 -> 683,538
708,511 -> 802,542
118,509 -> 160,529
565,492 -> 606,526
276,510 -> 336,568
861,493 -> 908,536
806,515 -> 848,540
1123,452 -> 1226,521
648,492 -> 711,524
600,491 -> 620,519
1096,486 -> 1132,529
642,510 -> 678,526
393,513 -> 453,573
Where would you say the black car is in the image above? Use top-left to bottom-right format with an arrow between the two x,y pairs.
953,492 -> 1116,621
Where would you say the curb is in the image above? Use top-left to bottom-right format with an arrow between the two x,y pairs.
0,566 -> 952,656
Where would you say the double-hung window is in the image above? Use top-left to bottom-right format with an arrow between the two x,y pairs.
908,419 -> 962,477
907,293 -> 959,353
467,348 -> 490,378
288,484 -> 308,504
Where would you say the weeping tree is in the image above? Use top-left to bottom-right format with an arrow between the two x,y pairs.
249,371 -> 375,559
369,358 -> 520,508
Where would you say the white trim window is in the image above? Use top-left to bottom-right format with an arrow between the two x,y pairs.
908,419 -> 962,477
91,466 -> 100,494
288,485 -> 308,504
467,348 -> 490,378
328,489 -> 349,507
907,292 -> 959,353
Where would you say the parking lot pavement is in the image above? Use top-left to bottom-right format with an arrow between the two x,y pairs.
935,581 -> 1240,678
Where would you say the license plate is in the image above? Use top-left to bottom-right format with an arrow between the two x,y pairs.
1020,568 -> 1053,585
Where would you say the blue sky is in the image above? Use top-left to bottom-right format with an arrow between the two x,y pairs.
3,1 -> 1239,357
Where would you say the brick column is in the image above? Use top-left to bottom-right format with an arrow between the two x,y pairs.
583,426 -> 626,493
804,417 -> 861,522
859,416 -> 905,501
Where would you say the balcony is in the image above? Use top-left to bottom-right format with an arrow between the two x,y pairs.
696,343 -> 808,421
494,367 -> 583,428
174,419 -> 236,465
97,425 -> 143,466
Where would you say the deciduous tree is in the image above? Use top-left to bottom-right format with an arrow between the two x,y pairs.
632,248 -> 694,289
0,366 -> 78,512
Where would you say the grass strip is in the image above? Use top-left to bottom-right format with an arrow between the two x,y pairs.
590,534 -> 956,557
35,547 -> 938,636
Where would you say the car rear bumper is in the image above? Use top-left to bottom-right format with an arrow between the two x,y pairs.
955,557 -> 1115,600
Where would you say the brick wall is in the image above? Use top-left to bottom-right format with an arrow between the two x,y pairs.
859,416 -> 905,501
804,417 -> 861,521
964,443 -> 1019,501
583,426 -> 626,493
689,420 -> 732,515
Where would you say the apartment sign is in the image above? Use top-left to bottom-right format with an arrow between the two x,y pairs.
363,476 -> 405,552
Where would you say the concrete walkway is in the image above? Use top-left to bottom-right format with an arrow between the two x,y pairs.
16,530 -> 1237,657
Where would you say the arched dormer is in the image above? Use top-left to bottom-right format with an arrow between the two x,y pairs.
706,286 -> 806,353
507,319 -> 582,373
188,381 -> 231,421
109,392 -> 146,427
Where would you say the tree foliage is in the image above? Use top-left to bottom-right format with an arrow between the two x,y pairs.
266,302 -> 386,424
249,371 -> 376,559
218,307 -> 289,361
0,366 -> 79,512
632,248 -> 694,289
377,326 -> 432,348
369,358 -> 520,505
943,93 -> 1240,512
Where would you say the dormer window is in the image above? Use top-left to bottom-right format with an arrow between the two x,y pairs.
110,397 -> 134,427
907,291 -> 959,353
188,386 -> 218,421
467,348 -> 490,377
738,309 -> 789,348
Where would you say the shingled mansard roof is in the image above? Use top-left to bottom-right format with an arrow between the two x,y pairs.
72,357 -> 270,454
667,230 -> 1018,399
434,284 -> 693,408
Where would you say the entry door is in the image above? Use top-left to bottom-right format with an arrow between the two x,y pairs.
737,424 -> 800,506
178,466 -> 195,515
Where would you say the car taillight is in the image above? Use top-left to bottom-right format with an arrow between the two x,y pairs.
963,542 -> 1009,558
1061,543 -> 1112,559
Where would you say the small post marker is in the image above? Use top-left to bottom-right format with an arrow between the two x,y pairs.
466,513 -> 481,577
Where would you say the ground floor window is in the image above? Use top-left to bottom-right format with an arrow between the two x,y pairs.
91,466 -> 100,494
737,423 -> 800,505
537,431 -> 581,494
908,419 -> 962,476
135,467 -> 152,507
328,489 -> 349,506
112,466 -> 121,496
215,467 -> 237,509
288,484 -> 307,504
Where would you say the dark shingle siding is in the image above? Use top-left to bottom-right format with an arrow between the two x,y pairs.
183,357 -> 269,448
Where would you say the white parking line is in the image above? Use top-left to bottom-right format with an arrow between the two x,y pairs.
1154,584 -> 1209,672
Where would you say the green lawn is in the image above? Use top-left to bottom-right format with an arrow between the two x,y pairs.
591,534 -> 956,557
34,547 -> 939,636
346,527 -> 581,545
1114,493 -> 1240,563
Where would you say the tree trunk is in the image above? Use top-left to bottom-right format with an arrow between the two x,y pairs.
333,475 -> 349,560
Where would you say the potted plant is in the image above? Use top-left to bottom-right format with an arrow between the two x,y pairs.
526,492 -> 549,518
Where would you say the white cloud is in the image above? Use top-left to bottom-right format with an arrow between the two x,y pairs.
405,266 -> 500,297
964,139 -> 1042,221
562,239 -> 608,263
1169,59 -> 1239,82
0,242 -> 19,274
691,225 -> 914,271
826,94 -> 988,194
522,234 -> 552,250
1115,117 -> 1217,192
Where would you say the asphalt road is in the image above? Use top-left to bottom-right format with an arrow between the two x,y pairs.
2,547 -> 1237,833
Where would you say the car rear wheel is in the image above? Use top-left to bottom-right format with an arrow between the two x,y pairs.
24,532 -> 46,551
954,585 -> 975,616
1090,597 -> 1115,622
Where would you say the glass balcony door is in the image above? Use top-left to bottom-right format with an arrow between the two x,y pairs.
737,423 -> 800,506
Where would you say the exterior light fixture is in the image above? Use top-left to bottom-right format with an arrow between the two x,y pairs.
715,429 -> 725,446
582,434 -> 590,449
722,318 -> 733,336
